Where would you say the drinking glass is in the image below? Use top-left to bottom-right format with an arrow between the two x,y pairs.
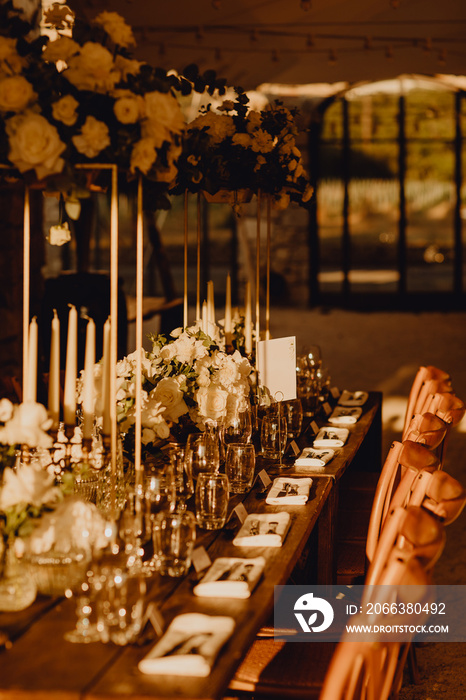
64,558 -> 101,644
96,564 -> 147,646
304,344 -> 322,370
186,430 -> 220,479
225,443 -> 256,494
260,405 -> 287,459
152,510 -> 196,577
195,473 -> 229,530
170,444 -> 194,512
283,398 -> 304,439
222,395 -> 253,450
316,366 -> 331,403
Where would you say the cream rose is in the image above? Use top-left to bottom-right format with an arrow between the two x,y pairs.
0,397 -> 14,423
114,93 -> 142,124
42,36 -> 80,64
0,462 -> 59,510
152,377 -> 188,423
130,137 -> 157,174
143,91 -> 185,134
6,112 -> 66,180
94,11 -> 135,48
0,37 -> 25,75
72,116 -> 110,158
197,385 -> 228,423
0,75 -> 35,112
65,43 -> 119,93
52,95 -> 78,126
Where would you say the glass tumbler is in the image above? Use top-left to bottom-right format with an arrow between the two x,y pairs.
225,443 -> 256,494
152,510 -> 196,577
195,472 -> 229,530
283,398 -> 304,439
260,406 -> 288,459
96,566 -> 146,646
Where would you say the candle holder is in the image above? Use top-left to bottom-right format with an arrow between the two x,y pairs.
63,423 -> 76,470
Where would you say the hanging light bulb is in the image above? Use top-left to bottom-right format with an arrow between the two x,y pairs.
328,49 -> 337,66
306,34 -> 314,49
300,0 -> 312,10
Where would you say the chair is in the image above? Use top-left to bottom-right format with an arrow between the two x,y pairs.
365,441 -> 440,564
397,469 -> 466,525
423,392 -> 465,428
403,412 -> 448,451
365,505 -> 445,586
402,365 -> 451,438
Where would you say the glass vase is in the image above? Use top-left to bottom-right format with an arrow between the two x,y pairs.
0,538 -> 37,612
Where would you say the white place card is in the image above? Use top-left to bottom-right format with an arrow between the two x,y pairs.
290,440 -> 301,456
192,547 -> 212,573
257,336 -> 297,402
330,386 -> 341,399
231,503 -> 248,524
322,402 -> 332,416
310,420 -> 320,434
255,469 -> 272,488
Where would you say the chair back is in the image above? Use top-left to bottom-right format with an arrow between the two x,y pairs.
403,365 -> 451,438
366,441 -> 439,562
403,412 -> 448,450
424,392 -> 465,427
366,506 -> 445,586
405,469 -> 466,525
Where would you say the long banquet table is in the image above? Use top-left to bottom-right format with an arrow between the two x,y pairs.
0,392 -> 381,700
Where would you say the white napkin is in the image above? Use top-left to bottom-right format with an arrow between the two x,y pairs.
138,613 -> 235,677
266,477 -> 313,505
233,512 -> 291,547
294,447 -> 335,468
338,390 -> 369,407
328,406 -> 362,425
313,427 -> 349,448
193,556 -> 265,599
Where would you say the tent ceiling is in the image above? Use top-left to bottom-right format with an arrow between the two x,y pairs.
69,0 -> 466,91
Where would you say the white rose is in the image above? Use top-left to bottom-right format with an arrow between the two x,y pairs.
94,11 -> 135,48
0,462 -> 59,510
114,93 -> 142,124
114,55 -> 143,79
0,397 -> 14,422
154,421 -> 170,440
152,377 -> 188,423
0,37 -> 25,75
47,222 -> 71,246
72,116 -> 110,158
143,91 -> 185,134
65,43 -> 119,93
6,111 -> 66,180
141,398 -> 165,429
52,95 -> 78,126
130,137 -> 157,174
197,385 -> 228,422
0,75 -> 35,112
0,401 -> 53,448
142,427 -> 156,445
42,36 -> 80,63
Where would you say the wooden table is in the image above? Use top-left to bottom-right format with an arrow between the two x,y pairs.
0,392 -> 381,700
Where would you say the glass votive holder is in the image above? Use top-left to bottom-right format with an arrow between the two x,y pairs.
195,472 -> 229,530
283,398 -> 304,439
260,407 -> 288,459
152,510 -> 196,577
225,443 -> 256,494
95,565 -> 146,646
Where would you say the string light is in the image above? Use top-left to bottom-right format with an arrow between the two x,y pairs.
300,0 -> 312,10
328,49 -> 337,66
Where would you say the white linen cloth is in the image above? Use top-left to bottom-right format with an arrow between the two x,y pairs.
338,390 -> 369,407
138,613 -> 235,677
233,512 -> 291,547
193,556 -> 265,599
313,427 -> 349,448
294,447 -> 335,468
328,406 -> 362,425
265,477 -> 313,505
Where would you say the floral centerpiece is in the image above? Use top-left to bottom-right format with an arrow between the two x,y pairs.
0,2 -> 225,214
172,90 -> 314,208
80,323 -> 253,464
